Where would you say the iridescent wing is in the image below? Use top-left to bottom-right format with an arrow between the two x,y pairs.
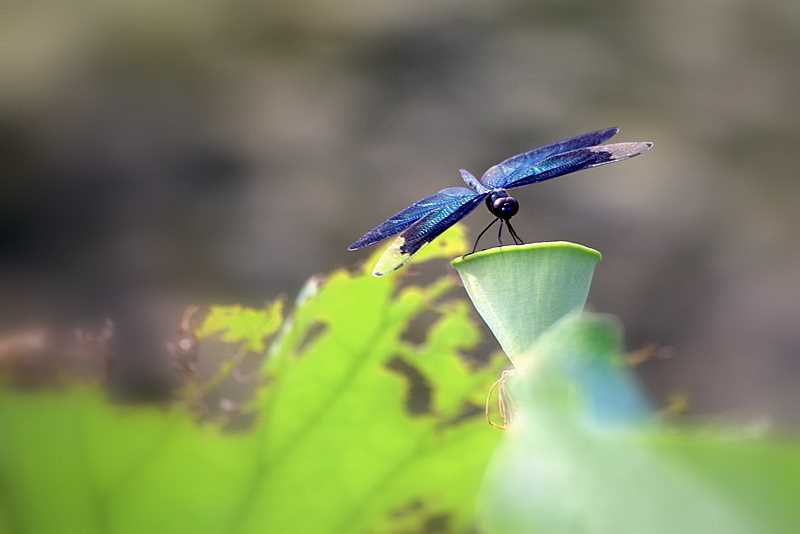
372,190 -> 487,276
501,142 -> 654,190
480,127 -> 620,189
348,187 -> 479,251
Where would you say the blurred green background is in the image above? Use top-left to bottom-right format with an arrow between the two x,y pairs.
1,0 -> 799,418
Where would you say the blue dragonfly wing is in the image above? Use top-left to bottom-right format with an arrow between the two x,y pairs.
348,187 -> 477,250
481,127 -> 620,189
503,142 -> 654,190
372,191 -> 487,276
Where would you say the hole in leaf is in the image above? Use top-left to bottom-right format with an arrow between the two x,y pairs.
296,321 -> 327,355
457,321 -> 497,367
423,513 -> 451,533
401,309 -> 439,346
385,356 -> 432,416
438,402 -> 482,428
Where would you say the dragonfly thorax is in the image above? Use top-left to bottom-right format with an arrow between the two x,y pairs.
486,190 -> 519,220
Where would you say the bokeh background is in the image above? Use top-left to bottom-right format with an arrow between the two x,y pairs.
2,1 -> 798,422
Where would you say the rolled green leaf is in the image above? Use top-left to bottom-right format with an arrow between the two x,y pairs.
451,242 -> 601,366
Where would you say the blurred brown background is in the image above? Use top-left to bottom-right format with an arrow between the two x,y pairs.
1,1 -> 798,422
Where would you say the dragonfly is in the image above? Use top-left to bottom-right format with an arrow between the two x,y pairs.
349,127 -> 653,276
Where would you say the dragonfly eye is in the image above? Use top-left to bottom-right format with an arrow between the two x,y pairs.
491,196 -> 519,219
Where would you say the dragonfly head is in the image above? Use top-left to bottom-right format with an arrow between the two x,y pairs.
486,190 -> 519,220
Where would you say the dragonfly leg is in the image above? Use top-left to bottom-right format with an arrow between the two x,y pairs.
506,219 -> 524,245
497,218 -> 505,245
468,217 -> 500,255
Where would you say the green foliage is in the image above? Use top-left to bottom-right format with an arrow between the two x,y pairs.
0,226 -> 507,534
480,314 -> 800,534
196,301 -> 284,352
2,229 -> 800,534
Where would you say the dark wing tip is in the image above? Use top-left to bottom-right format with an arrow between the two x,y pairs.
348,232 -> 373,250
644,141 -> 655,150
597,126 -> 620,139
